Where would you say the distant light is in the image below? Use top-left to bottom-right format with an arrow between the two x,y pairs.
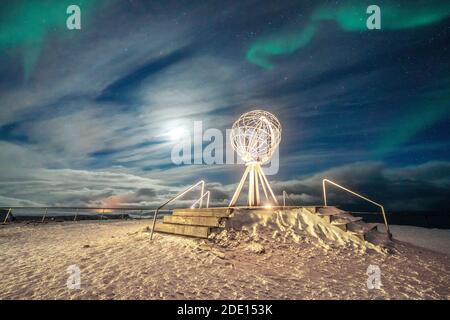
264,204 -> 272,209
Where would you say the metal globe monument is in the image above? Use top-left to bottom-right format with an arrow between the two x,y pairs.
229,110 -> 281,207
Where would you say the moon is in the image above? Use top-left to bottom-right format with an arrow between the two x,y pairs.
168,127 -> 188,141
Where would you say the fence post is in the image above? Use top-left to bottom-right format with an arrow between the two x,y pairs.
74,208 -> 78,222
41,208 -> 48,223
100,208 -> 104,220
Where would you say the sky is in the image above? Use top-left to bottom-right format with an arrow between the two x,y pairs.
0,0 -> 449,212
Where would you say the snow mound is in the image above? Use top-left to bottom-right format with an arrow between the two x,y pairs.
210,208 -> 388,254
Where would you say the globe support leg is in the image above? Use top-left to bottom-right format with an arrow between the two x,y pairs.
229,165 -> 250,207
248,162 -> 259,207
229,162 -> 279,207
257,164 -> 279,205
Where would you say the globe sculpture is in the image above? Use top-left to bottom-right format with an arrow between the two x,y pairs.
229,110 -> 282,207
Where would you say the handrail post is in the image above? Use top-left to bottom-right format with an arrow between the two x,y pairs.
100,208 -> 104,220
200,181 -> 204,208
150,180 -> 206,240
322,179 -> 392,240
282,191 -> 297,207
2,208 -> 12,225
41,207 -> 48,223
191,191 -> 210,209
381,207 -> 392,240
150,209 -> 159,240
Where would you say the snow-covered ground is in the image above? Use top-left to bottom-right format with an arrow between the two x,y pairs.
0,215 -> 449,300
377,224 -> 450,256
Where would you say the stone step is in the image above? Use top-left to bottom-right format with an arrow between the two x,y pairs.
318,206 -> 347,215
347,222 -> 378,240
330,219 -> 349,231
335,215 -> 363,223
316,211 -> 334,223
153,222 -> 209,238
172,208 -> 231,218
318,215 -> 332,223
302,206 -> 322,214
321,215 -> 364,228
163,215 -> 222,227
315,207 -> 370,235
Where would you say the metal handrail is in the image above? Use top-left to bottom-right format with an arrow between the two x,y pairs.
322,179 -> 392,239
191,191 -> 210,209
0,206 -> 156,210
0,207 -> 151,222
150,180 -> 205,240
2,208 -> 12,224
282,190 -> 296,208
41,208 -> 48,223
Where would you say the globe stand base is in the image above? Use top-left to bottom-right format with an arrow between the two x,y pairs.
229,162 -> 279,207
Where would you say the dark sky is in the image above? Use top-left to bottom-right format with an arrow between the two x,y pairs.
0,0 -> 449,211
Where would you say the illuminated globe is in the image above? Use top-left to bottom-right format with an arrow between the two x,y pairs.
230,110 -> 281,164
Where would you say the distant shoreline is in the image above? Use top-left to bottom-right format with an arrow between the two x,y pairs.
2,207 -> 449,229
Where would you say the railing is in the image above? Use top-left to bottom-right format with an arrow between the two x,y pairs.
322,179 -> 392,239
282,190 -> 296,208
0,206 -> 155,224
191,191 -> 210,209
2,208 -> 12,224
150,180 -> 206,240
41,208 -> 48,223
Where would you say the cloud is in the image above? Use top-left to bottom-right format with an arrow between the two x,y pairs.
0,167 -> 168,207
97,45 -> 195,104
270,161 -> 450,212
1,1 -> 449,214
153,160 -> 450,212
1,159 -> 449,213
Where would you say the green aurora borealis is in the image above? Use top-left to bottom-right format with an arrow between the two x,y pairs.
0,0 -> 449,210
247,1 -> 450,70
0,0 -> 107,80
246,0 -> 450,157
